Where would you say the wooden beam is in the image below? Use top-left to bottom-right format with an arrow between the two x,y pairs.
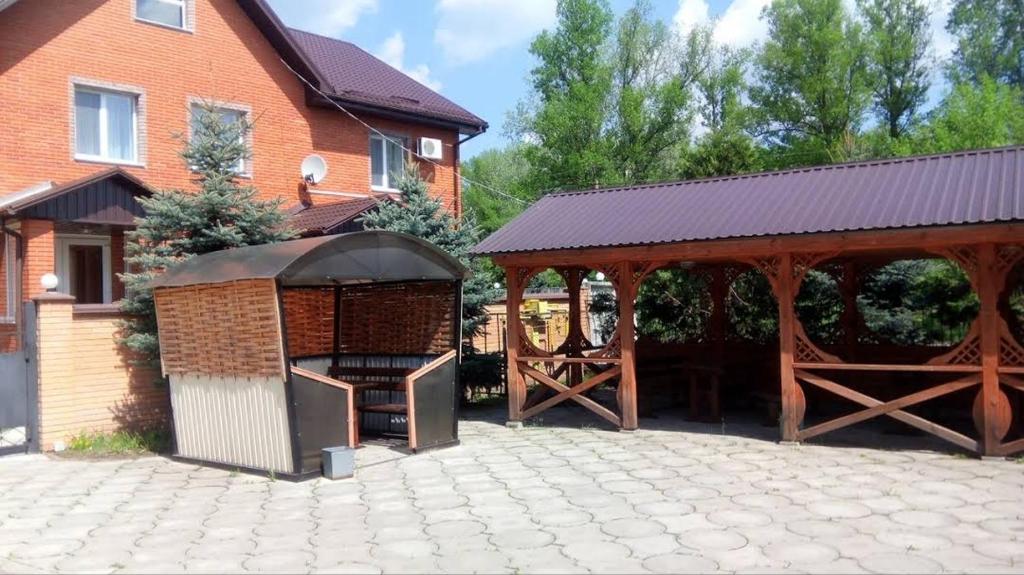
521,365 -> 622,420
796,373 -> 980,440
793,362 -> 982,373
490,224 -> 1024,269
519,363 -> 622,427
777,253 -> 804,441
618,261 -> 639,430
996,437 -> 1024,456
999,373 -> 1024,392
795,370 -> 979,452
977,243 -> 1008,455
519,356 -> 623,364
505,266 -> 525,423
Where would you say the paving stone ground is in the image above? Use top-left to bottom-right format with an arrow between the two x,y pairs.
1,408 -> 1022,574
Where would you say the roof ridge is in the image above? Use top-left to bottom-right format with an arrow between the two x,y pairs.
544,145 -> 1024,200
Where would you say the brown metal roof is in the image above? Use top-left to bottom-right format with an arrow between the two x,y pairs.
288,29 -> 487,133
288,196 -> 380,236
0,167 -> 150,225
472,146 -> 1024,256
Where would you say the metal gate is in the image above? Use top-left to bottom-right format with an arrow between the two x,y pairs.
0,302 -> 36,456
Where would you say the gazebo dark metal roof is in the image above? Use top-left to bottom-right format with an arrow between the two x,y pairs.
150,230 -> 467,288
473,146 -> 1024,256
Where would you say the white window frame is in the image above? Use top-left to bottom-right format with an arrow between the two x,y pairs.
1,236 -> 17,324
73,87 -> 140,165
189,103 -> 251,177
135,0 -> 188,31
55,235 -> 112,305
370,133 -> 408,192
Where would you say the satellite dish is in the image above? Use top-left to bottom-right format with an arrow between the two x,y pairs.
300,154 -> 327,185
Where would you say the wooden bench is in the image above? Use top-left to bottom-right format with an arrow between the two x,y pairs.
327,365 -> 415,416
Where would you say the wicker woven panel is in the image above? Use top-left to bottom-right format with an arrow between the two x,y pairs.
155,279 -> 284,378
282,282 -> 455,357
282,288 -> 335,358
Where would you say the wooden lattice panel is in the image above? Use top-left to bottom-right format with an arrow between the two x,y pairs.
1000,323 -> 1024,366
155,279 -> 284,378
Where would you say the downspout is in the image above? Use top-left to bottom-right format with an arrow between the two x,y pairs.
455,130 -> 484,218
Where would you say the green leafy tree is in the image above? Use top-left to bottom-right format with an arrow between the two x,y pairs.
460,146 -> 534,234
516,0 -> 616,192
751,0 -> 871,163
362,167 -> 500,339
859,0 -> 932,139
120,106 -> 294,365
611,0 -> 697,184
916,76 -> 1024,152
686,32 -> 761,178
947,0 -> 1024,88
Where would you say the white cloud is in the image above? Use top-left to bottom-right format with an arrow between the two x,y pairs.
297,0 -> 378,37
930,0 -> 955,63
376,32 -> 443,91
711,0 -> 772,48
673,0 -> 710,36
435,0 -> 557,66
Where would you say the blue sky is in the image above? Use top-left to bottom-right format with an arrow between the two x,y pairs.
267,0 -> 954,159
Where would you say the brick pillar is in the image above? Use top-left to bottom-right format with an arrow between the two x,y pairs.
110,228 -> 126,302
33,292 -> 76,451
21,219 -> 55,301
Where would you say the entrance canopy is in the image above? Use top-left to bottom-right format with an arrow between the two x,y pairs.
151,230 -> 467,288
473,146 -> 1024,458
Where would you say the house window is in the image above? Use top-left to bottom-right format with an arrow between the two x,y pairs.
370,133 -> 407,190
190,105 -> 248,175
74,87 -> 138,164
1,235 -> 16,323
56,236 -> 112,305
136,0 -> 187,29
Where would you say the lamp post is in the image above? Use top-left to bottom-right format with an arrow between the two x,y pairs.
40,273 -> 59,293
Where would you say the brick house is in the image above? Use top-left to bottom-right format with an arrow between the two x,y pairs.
0,0 -> 486,450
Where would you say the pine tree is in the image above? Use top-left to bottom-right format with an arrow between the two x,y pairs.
362,166 -> 499,339
120,106 -> 295,366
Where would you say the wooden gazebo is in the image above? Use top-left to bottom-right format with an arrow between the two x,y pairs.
472,147 -> 1024,457
151,231 -> 466,479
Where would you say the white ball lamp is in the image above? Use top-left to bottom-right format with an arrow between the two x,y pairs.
40,273 -> 59,292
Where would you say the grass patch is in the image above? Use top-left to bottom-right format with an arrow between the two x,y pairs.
65,428 -> 169,456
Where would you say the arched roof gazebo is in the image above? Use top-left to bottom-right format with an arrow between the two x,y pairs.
152,231 -> 467,479
473,146 -> 1024,457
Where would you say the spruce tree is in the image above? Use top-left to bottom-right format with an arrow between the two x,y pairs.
362,166 -> 499,339
120,106 -> 295,366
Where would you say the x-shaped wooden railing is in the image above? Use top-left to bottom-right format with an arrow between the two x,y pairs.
517,357 -> 622,426
794,369 -> 982,452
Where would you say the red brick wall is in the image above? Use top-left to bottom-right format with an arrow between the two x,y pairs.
20,219 -> 54,302
0,0 -> 463,212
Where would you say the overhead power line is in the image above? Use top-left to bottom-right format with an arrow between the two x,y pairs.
279,58 -> 528,207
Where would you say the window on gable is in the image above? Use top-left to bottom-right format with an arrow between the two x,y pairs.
137,0 -> 187,30
370,134 -> 407,190
190,105 -> 249,175
74,87 -> 138,164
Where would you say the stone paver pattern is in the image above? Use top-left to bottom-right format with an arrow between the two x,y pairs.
1,410 -> 1023,574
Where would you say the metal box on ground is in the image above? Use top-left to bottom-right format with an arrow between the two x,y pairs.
322,446 -> 354,480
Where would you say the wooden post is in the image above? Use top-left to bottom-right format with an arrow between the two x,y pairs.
565,267 -> 585,388
618,261 -> 638,430
505,267 -> 525,424
776,254 -> 803,441
976,244 -> 1005,455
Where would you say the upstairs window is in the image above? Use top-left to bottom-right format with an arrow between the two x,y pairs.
370,133 -> 407,190
74,87 -> 138,164
136,0 -> 187,29
190,105 -> 249,175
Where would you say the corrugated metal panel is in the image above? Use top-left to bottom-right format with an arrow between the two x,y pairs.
170,374 -> 293,473
472,146 -> 1024,255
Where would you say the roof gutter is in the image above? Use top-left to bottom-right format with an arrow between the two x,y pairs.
313,94 -> 487,136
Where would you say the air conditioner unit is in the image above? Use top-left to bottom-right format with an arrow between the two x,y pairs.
419,137 -> 443,160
